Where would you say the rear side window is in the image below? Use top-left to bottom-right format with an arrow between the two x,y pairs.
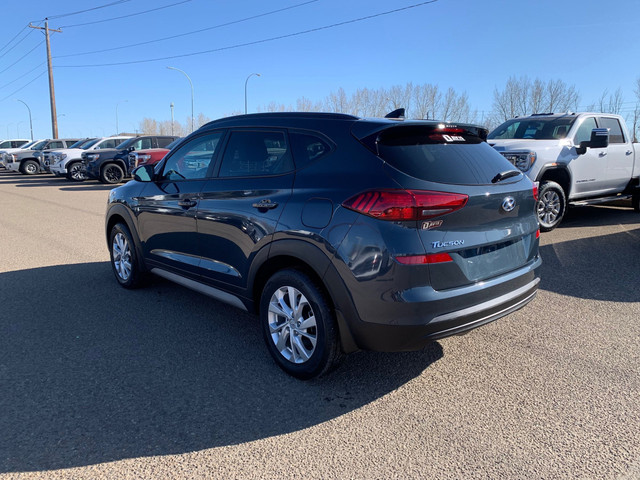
598,117 -> 625,143
157,137 -> 175,148
369,125 -> 516,185
219,130 -> 293,177
289,132 -> 332,169
131,138 -> 153,150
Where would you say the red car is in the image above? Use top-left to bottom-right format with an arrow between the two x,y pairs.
128,137 -> 182,170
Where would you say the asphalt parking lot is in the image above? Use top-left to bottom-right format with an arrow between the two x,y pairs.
1,170 -> 639,480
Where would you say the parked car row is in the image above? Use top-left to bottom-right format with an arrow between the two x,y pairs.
0,135 -> 180,183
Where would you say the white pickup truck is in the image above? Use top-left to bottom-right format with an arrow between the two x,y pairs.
488,112 -> 639,230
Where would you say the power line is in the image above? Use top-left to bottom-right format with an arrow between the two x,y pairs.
37,0 -> 131,21
0,28 -> 35,60
60,0 -> 192,28
0,70 -> 47,103
0,25 -> 30,56
55,0 -> 320,58
0,62 -> 46,91
0,41 -> 44,75
57,0 -> 440,67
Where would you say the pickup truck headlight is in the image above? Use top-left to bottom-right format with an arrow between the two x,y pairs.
86,153 -> 100,161
501,151 -> 536,172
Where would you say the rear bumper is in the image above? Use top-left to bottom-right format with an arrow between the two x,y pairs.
332,256 -> 541,352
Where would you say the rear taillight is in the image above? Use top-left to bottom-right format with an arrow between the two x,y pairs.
533,182 -> 539,201
395,253 -> 453,265
342,190 -> 468,221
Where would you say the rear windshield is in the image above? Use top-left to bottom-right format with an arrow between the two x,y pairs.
488,117 -> 577,140
366,125 -> 517,185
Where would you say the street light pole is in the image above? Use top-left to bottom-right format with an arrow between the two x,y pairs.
16,99 -> 34,140
116,100 -> 127,134
167,66 -> 194,133
170,102 -> 175,136
7,123 -> 13,138
244,73 -> 261,114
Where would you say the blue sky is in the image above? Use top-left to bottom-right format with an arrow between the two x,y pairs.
0,0 -> 639,139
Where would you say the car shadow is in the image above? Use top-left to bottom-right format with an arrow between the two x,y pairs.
540,225 -> 640,302
560,202 -> 638,228
0,262 -> 442,473
0,172 -> 123,190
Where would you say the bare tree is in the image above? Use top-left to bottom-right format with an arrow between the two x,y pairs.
139,118 -> 158,134
631,77 -> 640,142
492,76 -> 580,121
411,83 -> 441,120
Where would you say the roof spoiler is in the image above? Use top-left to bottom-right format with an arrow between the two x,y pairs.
384,108 -> 405,120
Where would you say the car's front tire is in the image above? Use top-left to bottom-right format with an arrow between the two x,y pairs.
260,269 -> 343,379
101,163 -> 124,184
67,162 -> 86,181
109,223 -> 145,288
537,181 -> 566,232
21,160 -> 39,175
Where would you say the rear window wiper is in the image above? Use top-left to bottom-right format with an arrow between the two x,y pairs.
492,170 -> 522,183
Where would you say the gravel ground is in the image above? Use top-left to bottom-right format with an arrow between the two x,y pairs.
0,170 -> 638,479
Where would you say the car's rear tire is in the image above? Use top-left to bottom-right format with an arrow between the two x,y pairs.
109,222 -> 146,288
67,162 -> 86,181
537,181 -> 566,232
101,163 -> 124,184
260,269 -> 343,379
21,160 -> 39,175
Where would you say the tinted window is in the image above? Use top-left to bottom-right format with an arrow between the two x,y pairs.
372,126 -> 517,185
160,132 -> 223,181
0,141 -> 10,148
48,141 -> 64,149
31,141 -> 48,150
598,117 -> 625,143
573,117 -> 597,145
130,138 -> 153,150
80,139 -> 100,149
488,117 -> 577,140
290,132 -> 332,168
157,137 -> 176,148
219,130 -> 293,177
99,139 -> 121,149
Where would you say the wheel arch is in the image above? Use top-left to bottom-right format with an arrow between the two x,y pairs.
105,205 -> 147,271
249,239 -> 360,353
535,165 -> 571,198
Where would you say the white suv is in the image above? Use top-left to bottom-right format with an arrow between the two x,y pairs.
49,136 -> 133,180
0,140 -> 44,169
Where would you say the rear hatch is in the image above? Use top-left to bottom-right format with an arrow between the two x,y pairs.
352,121 -> 539,290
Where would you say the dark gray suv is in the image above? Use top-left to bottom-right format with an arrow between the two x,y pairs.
105,111 -> 541,379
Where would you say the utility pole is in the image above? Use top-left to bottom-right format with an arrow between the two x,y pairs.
29,19 -> 61,139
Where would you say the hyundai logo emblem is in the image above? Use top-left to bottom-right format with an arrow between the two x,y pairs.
502,196 -> 516,212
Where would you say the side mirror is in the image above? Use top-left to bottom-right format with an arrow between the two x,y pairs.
128,146 -> 136,152
576,128 -> 609,155
133,164 -> 155,182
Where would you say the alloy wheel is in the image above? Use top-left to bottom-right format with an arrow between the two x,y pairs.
267,286 -> 318,364
538,190 -> 560,226
112,232 -> 132,281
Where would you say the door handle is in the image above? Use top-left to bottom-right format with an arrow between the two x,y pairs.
598,151 -> 607,157
178,199 -> 198,209
626,150 -> 633,155
252,199 -> 278,210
